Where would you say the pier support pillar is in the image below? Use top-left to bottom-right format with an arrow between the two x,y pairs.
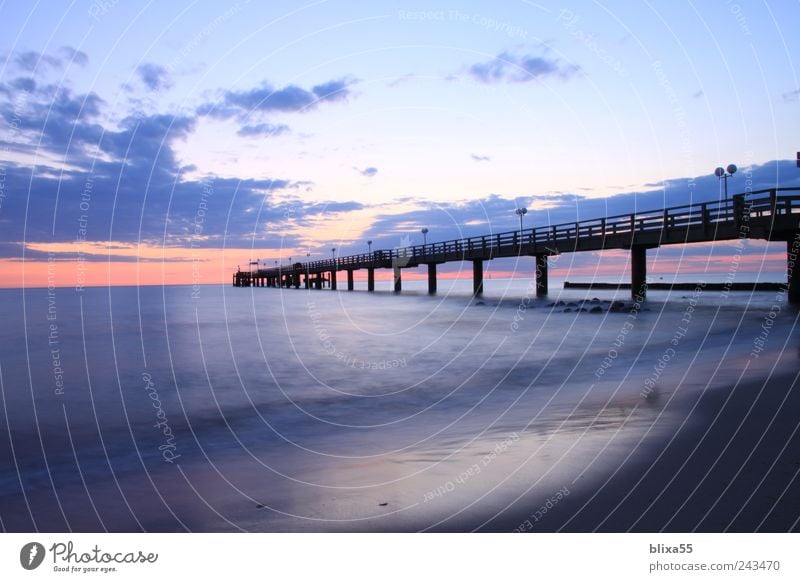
304,275 -> 310,289
535,254 -> 549,297
789,237 -> 800,304
368,268 -> 375,292
394,266 -> 402,293
473,260 -> 484,296
331,270 -> 337,290
347,270 -> 354,291
315,274 -> 323,289
427,263 -> 437,294
631,245 -> 648,300
294,274 -> 300,289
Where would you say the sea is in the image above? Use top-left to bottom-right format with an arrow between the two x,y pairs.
0,274 -> 798,532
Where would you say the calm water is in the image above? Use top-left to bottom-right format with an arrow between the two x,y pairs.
0,278 -> 797,531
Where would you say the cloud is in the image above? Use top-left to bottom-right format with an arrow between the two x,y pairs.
468,51 -> 579,84
136,63 -> 172,91
59,46 -> 89,67
471,154 -> 491,162
355,166 -> 378,177
200,77 -> 355,119
0,83 -> 105,157
11,46 -> 88,73
10,77 -> 36,92
782,88 -> 800,102
237,122 -> 290,137
0,66 -> 370,257
14,50 -> 62,72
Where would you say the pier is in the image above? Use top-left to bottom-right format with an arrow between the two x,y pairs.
234,188 -> 800,303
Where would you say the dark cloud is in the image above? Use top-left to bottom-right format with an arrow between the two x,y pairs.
782,88 -> 800,102
59,46 -> 89,67
0,83 -> 106,157
0,66 -> 366,257
237,122 -> 290,137
10,47 -> 86,73
471,154 -> 491,162
0,79 -> 308,251
355,166 -> 378,177
14,50 -> 61,72
1,244 -> 192,263
468,52 -> 579,84
136,63 -> 172,91
310,79 -> 351,102
10,77 -> 36,92
200,77 -> 355,120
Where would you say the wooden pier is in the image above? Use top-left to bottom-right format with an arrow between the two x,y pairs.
234,188 -> 800,303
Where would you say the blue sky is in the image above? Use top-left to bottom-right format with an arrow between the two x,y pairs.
1,1 -> 799,285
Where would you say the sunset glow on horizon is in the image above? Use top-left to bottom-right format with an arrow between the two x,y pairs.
1,1 -> 798,288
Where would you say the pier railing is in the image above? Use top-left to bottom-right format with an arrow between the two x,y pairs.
247,187 -> 800,276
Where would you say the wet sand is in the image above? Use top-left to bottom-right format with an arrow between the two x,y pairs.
480,365 -> 800,532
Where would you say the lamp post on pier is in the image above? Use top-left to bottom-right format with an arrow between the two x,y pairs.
715,164 -> 737,201
515,207 -> 528,235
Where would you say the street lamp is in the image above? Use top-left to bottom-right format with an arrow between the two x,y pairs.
421,227 -> 429,246
515,207 -> 528,235
715,164 -> 737,201
331,247 -> 336,262
367,240 -> 372,254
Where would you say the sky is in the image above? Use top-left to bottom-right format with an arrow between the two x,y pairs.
1,0 -> 799,288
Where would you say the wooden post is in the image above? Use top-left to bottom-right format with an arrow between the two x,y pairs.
473,259 -> 483,296
631,245 -> 647,300
368,267 -> 375,292
535,254 -> 548,297
347,269 -> 354,291
789,236 -> 800,305
331,269 -> 337,290
393,266 -> 402,292
427,263 -> 437,294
